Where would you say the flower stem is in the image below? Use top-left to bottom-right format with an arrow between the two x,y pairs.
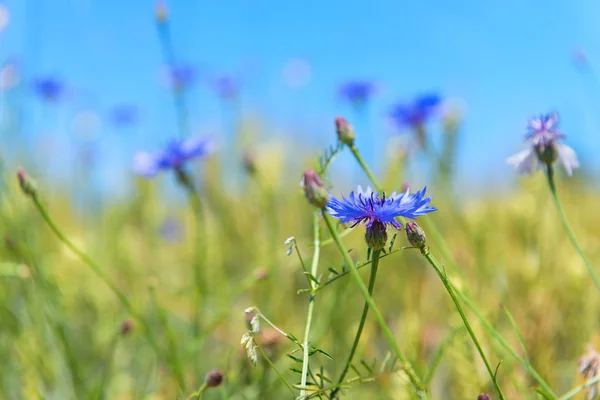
420,247 -> 505,400
187,382 -> 208,399
299,211 -> 321,398
349,145 -> 381,191
322,211 -> 426,396
545,165 -> 600,292
27,194 -> 173,386
330,249 -> 381,399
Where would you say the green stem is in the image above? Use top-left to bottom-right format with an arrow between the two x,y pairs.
299,212 -> 321,398
188,382 -> 208,399
421,247 -> 504,400
28,194 -> 165,379
330,250 -> 381,399
322,212 -> 426,396
545,165 -> 600,292
349,145 -> 382,191
255,341 -> 297,396
558,374 -> 600,400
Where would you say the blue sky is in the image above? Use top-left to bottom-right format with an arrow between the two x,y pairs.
1,0 -> 599,195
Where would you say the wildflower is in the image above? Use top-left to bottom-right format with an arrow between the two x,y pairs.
326,186 -> 436,249
133,136 -> 215,178
335,117 -> 355,146
389,93 -> 441,131
109,104 -> 139,127
205,369 -> 224,388
405,221 -> 427,249
165,64 -> 196,91
33,76 -> 65,102
211,74 -> 238,101
302,170 -> 329,209
579,345 -> 600,400
477,394 -> 490,400
506,112 -> 579,176
338,80 -> 377,106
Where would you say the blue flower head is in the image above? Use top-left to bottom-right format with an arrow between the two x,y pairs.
167,64 -> 196,91
33,77 -> 65,102
211,74 -> 239,100
133,136 -> 215,178
389,93 -> 441,130
507,112 -> 579,176
326,186 -> 436,230
338,80 -> 377,106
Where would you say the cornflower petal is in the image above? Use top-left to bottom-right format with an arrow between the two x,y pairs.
506,148 -> 541,175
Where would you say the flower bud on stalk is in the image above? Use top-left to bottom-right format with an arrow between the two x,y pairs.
365,220 -> 387,250
16,169 -> 36,197
302,170 -> 328,209
335,117 -> 355,146
405,221 -> 427,249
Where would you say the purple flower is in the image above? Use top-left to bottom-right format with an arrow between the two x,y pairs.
211,74 -> 238,100
326,185 -> 436,229
338,80 -> 377,105
166,64 -> 196,90
110,104 -> 139,127
389,94 -> 441,130
506,112 -> 579,176
33,77 -> 65,102
133,136 -> 215,178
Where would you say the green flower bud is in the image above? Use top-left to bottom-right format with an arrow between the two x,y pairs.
405,221 -> 426,249
302,170 -> 329,209
16,169 -> 36,197
365,220 -> 387,250
535,141 -> 559,165
335,117 -> 355,146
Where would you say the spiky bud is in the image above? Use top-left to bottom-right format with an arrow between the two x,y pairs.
335,117 -> 355,146
405,221 -> 426,249
302,170 -> 329,209
365,220 -> 387,250
477,394 -> 490,400
205,369 -> 224,388
16,169 -> 36,197
120,320 -> 134,336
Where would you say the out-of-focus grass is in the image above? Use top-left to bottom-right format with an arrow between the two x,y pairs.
0,143 -> 599,400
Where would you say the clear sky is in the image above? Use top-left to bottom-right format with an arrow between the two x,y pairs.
1,0 -> 599,196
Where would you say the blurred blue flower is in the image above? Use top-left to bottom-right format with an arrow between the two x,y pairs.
389,94 -> 441,130
167,64 -> 196,90
110,104 -> 139,127
326,185 -> 436,229
159,217 -> 183,242
33,77 -> 65,102
211,74 -> 238,100
338,80 -> 377,105
507,112 -> 579,176
133,136 -> 215,178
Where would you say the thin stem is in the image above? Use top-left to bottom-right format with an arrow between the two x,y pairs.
322,212 -> 426,396
421,247 -> 505,400
188,383 -> 208,400
299,212 -> 321,398
255,340 -> 297,396
28,195 -> 165,377
558,374 -> 600,400
545,165 -> 600,292
330,250 -> 381,399
349,145 -> 382,191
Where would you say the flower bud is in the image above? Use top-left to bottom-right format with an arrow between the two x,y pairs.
120,320 -> 134,336
205,369 -> 224,388
405,221 -> 426,249
477,394 -> 490,400
16,169 -> 36,197
302,170 -> 329,209
365,220 -> 387,250
335,117 -> 355,146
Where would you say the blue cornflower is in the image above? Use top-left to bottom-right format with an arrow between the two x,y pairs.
338,80 -> 377,106
33,77 -> 65,102
389,93 -> 441,130
327,185 -> 436,250
211,74 -> 239,100
133,136 -> 215,178
326,186 -> 436,229
507,112 -> 579,176
110,104 -> 139,127
166,64 -> 196,91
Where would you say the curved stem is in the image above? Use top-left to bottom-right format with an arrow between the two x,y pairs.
299,211 -> 321,398
421,247 -> 504,400
322,212 -> 426,396
28,195 -> 172,385
558,374 -> 600,400
330,250 -> 380,399
349,145 -> 382,191
545,165 -> 600,292
188,382 -> 208,400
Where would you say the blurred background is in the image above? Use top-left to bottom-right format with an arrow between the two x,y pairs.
2,1 -> 600,399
